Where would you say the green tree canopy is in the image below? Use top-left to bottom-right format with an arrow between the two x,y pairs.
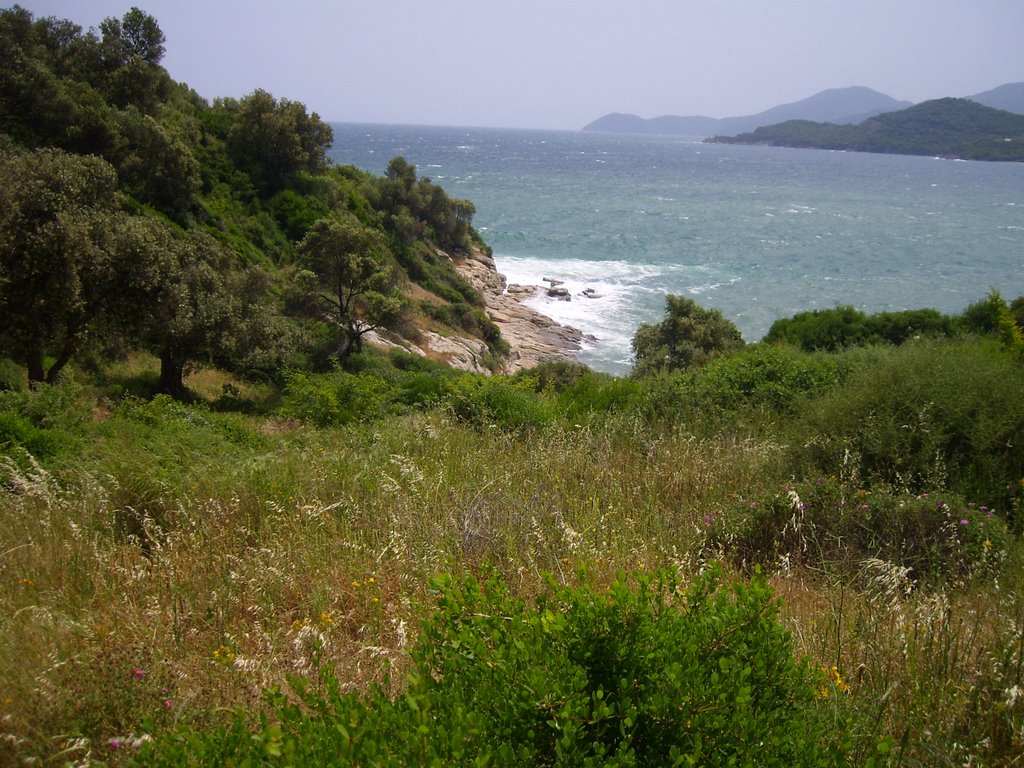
117,228 -> 288,397
295,215 -> 405,359
226,89 -> 333,195
631,294 -> 744,377
0,145 -> 120,384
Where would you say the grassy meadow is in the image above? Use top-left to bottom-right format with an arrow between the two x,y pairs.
1,338 -> 1024,765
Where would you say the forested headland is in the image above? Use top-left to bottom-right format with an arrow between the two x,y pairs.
709,98 -> 1024,161
3,7 -> 1024,766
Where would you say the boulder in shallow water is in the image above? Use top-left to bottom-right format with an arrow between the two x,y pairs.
547,286 -> 571,300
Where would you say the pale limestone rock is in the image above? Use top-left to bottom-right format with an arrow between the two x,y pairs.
364,247 -> 587,374
453,248 -> 588,373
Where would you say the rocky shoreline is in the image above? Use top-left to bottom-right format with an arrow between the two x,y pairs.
453,248 -> 591,373
364,247 -> 589,375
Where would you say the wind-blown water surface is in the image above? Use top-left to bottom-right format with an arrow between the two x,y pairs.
329,124 -> 1024,374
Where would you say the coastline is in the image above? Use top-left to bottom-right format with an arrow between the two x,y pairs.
453,248 -> 590,373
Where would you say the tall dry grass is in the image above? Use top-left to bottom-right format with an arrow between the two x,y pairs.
1,391 -> 1021,765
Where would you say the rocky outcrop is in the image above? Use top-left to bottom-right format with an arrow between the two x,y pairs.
453,248 -> 589,373
364,247 -> 587,374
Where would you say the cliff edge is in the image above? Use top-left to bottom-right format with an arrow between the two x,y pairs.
365,247 -> 586,374
453,248 -> 588,373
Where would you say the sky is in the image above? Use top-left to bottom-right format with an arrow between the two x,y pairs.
14,0 -> 1024,130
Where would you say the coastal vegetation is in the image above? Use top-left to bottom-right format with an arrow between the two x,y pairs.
3,6 -> 1024,767
709,98 -> 1024,162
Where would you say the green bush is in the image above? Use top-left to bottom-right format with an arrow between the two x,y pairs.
0,383 -> 89,465
0,359 -> 25,392
715,478 -> 1011,585
279,369 -> 397,427
799,340 -> 1024,510
764,306 -> 958,351
137,568 -> 851,766
646,344 -> 844,419
763,306 -> 872,351
447,375 -> 551,431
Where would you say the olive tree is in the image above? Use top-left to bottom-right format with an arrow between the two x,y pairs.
632,294 -> 744,377
130,229 -> 288,398
226,89 -> 333,195
296,215 -> 405,359
0,146 -> 120,384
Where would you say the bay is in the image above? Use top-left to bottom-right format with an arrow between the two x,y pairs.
328,124 -> 1024,375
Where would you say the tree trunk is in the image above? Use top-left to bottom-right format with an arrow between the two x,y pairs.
158,347 -> 188,399
45,343 -> 75,385
26,348 -> 45,388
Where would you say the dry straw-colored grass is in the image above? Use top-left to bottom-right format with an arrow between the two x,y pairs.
1,406 -> 1022,765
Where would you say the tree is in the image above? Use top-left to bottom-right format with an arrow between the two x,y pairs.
631,294 -> 744,377
0,145 -> 120,384
101,7 -> 166,66
226,89 -> 333,195
295,215 -> 405,359
130,229 -> 288,398
98,7 -> 170,112
113,107 -> 200,221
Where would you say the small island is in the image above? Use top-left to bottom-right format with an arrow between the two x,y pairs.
708,97 -> 1024,161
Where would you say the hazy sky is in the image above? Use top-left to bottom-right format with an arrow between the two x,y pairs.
15,0 -> 1024,130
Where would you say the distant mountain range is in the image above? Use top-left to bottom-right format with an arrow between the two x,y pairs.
582,83 -> 1024,137
707,97 -> 1024,162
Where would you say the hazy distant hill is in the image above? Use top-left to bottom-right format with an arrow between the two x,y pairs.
708,98 -> 1024,161
582,87 -> 912,136
968,82 -> 1024,115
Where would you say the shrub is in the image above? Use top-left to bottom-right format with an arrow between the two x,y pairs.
137,568 -> 850,766
763,306 -> 872,351
799,340 -> 1024,510
446,375 -> 551,431
0,359 -> 25,392
715,477 -> 1011,585
764,306 -> 958,351
632,294 -> 745,377
279,369 -> 396,427
644,344 -> 844,420
0,383 -> 89,465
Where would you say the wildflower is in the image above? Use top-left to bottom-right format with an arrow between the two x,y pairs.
291,618 -> 305,630
108,737 -> 124,750
960,519 -> 970,525
162,698 -> 174,709
817,665 -> 851,698
319,611 -> 334,628
371,597 -> 380,604
132,667 -> 145,681
18,578 -> 34,587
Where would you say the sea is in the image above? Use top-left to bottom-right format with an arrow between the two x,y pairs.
327,124 -> 1024,376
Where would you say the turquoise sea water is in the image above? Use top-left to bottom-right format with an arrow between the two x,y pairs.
328,124 -> 1024,375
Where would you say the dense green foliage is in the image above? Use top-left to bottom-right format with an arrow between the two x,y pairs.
0,5 -> 497,391
631,294 -> 745,377
4,7 -> 1024,767
137,568 -> 852,767
710,98 -> 1024,161
2,326 -> 1023,764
